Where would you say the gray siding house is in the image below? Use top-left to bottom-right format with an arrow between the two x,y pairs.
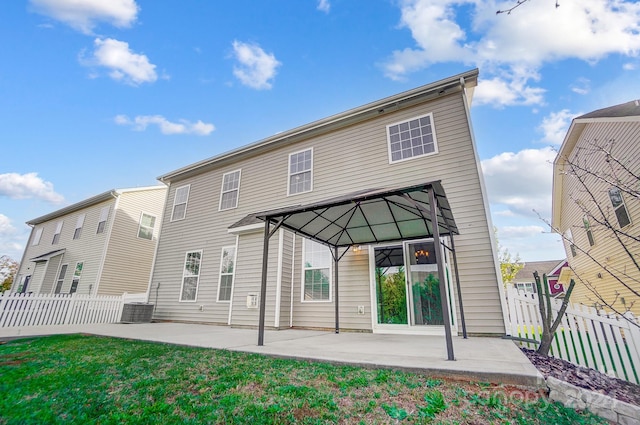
149,69 -> 508,336
13,186 -> 167,296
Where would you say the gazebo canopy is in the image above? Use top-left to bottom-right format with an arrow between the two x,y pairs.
253,180 -> 463,360
254,181 -> 458,248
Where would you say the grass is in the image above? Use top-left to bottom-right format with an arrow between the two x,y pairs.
0,334 -> 608,424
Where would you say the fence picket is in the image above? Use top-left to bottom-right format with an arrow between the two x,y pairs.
0,292 -> 147,329
506,287 -> 640,385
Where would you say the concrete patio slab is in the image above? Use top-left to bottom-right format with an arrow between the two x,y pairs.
0,322 -> 544,388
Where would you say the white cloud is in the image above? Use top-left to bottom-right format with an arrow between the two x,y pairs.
115,115 -> 215,136
0,214 -> 25,260
0,173 -> 64,203
475,74 -> 545,107
85,38 -> 157,85
30,0 -> 139,34
481,146 -> 556,218
570,77 -> 591,95
232,41 -> 281,90
537,109 -> 578,145
499,225 -> 546,239
384,0 -> 640,107
317,0 -> 330,13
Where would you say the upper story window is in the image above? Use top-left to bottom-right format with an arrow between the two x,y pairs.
217,246 -> 236,302
288,148 -> 313,195
137,213 -> 157,240
32,228 -> 43,246
219,170 -> 241,211
52,220 -> 63,244
171,185 -> 190,221
608,187 -> 631,228
302,238 -> 331,302
96,206 -> 110,234
387,113 -> 438,163
73,214 -> 85,240
583,215 -> 595,247
180,250 -> 202,302
564,229 -> 577,257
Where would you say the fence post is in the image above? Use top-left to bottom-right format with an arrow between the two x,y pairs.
63,293 -> 77,325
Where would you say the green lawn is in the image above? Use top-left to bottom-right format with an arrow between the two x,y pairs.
0,334 -> 606,424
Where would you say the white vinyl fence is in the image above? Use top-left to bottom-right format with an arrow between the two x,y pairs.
507,287 -> 640,384
0,292 -> 148,328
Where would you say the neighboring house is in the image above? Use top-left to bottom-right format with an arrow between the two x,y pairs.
148,69 -> 508,337
552,99 -> 640,315
13,186 -> 167,296
511,260 -> 567,295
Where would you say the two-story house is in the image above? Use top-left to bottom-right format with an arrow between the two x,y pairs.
148,69 -> 508,337
13,186 -> 167,296
552,99 -> 640,315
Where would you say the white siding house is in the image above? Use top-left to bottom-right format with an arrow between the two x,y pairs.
149,69 -> 508,336
13,186 -> 167,296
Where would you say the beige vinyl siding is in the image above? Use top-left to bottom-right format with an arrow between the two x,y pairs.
39,255 -> 63,294
14,199 -> 114,295
98,188 -> 167,295
276,230 -> 295,328
151,91 -> 504,334
558,121 -> 640,314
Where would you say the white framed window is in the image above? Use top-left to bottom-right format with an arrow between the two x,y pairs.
171,185 -> 190,221
73,214 -> 85,240
288,148 -> 313,195
219,170 -> 241,211
52,220 -> 63,245
217,246 -> 236,302
387,113 -> 438,163
180,250 -> 202,302
583,215 -> 595,247
32,228 -> 43,246
70,262 -> 83,294
564,229 -> 577,257
137,213 -> 157,240
608,187 -> 631,228
302,238 -> 331,302
96,206 -> 110,234
54,264 -> 68,294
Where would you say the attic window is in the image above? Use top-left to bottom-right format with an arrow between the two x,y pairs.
387,113 -> 438,163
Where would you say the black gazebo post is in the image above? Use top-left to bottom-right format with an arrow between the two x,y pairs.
257,219 -> 270,346
334,245 -> 340,333
428,186 -> 455,361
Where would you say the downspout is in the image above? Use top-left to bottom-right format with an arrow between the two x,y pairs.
274,229 -> 284,328
89,190 -> 119,296
460,76 -> 511,335
289,234 -> 295,328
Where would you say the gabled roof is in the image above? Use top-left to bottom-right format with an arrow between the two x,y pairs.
512,259 -> 566,283
158,69 -> 479,184
27,185 -> 166,226
552,99 -> 640,228
30,249 -> 66,263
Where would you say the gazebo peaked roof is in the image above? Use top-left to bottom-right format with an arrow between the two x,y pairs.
254,181 -> 465,361
254,181 -> 458,249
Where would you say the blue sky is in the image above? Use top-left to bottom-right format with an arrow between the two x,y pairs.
2,0 -> 640,263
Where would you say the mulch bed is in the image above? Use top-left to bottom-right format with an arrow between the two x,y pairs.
522,348 -> 640,406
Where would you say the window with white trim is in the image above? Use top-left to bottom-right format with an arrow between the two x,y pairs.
565,229 -> 577,257
137,213 -> 156,240
288,149 -> 313,195
302,238 -> 331,302
96,206 -> 110,234
73,214 -> 85,240
387,113 -> 438,163
70,262 -> 83,294
219,170 -> 241,210
583,215 -> 595,247
55,264 -> 68,294
608,187 -> 631,228
52,221 -> 63,245
180,250 -> 202,302
217,246 -> 236,302
171,185 -> 190,221
32,228 -> 43,246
